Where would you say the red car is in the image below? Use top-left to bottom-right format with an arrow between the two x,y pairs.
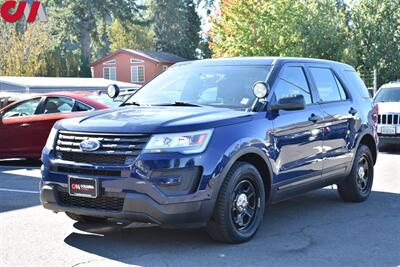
0,92 -> 119,159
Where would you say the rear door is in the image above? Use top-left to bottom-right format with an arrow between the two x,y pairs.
307,65 -> 358,181
270,64 -> 325,194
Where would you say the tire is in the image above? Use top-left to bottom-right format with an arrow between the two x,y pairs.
207,162 -> 265,243
65,212 -> 107,223
337,145 -> 374,202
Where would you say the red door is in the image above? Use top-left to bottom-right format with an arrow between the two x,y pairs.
0,96 -> 89,159
0,97 -> 44,158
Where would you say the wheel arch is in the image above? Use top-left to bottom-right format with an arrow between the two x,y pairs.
357,133 -> 377,165
213,147 -> 274,203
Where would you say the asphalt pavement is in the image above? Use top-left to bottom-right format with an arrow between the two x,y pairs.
0,150 -> 399,267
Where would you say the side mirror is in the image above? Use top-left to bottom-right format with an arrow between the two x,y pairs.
252,81 -> 270,99
107,84 -> 120,99
271,94 -> 305,111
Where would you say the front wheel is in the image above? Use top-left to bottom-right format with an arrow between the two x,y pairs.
337,145 -> 374,202
207,162 -> 265,243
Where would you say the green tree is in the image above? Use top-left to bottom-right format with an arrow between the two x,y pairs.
152,0 -> 201,59
350,0 -> 400,86
108,19 -> 155,51
46,0 -> 145,77
209,0 -> 351,62
0,23 -> 54,76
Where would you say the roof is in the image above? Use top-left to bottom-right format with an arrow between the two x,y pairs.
129,50 -> 188,63
0,77 -> 139,92
381,81 -> 400,89
176,57 -> 353,70
90,49 -> 188,66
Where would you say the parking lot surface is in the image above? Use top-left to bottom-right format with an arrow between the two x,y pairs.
0,151 -> 399,267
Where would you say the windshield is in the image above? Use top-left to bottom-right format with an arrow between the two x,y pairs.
124,64 -> 272,110
374,87 -> 400,102
86,94 -> 121,108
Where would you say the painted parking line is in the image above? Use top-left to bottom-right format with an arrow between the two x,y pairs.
0,188 -> 39,194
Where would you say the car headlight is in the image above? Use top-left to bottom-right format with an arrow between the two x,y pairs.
144,129 -> 213,154
45,128 -> 58,149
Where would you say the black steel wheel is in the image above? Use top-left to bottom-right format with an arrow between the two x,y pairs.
207,161 -> 265,243
231,179 -> 259,231
337,144 -> 374,202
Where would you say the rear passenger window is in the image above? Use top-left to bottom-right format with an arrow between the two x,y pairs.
73,101 -> 93,112
273,66 -> 313,105
44,97 -> 74,114
309,68 -> 347,102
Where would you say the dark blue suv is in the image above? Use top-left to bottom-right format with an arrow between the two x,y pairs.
40,57 -> 378,243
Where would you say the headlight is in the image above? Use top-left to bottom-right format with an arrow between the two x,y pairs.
45,128 -> 58,149
144,129 -> 213,154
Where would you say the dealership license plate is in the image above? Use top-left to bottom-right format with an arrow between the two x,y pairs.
68,177 -> 98,198
381,126 -> 396,135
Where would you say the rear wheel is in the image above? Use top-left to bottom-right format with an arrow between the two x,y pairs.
207,162 -> 265,243
65,212 -> 107,223
337,145 -> 374,202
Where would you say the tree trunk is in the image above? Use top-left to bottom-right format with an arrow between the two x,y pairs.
79,19 -> 91,77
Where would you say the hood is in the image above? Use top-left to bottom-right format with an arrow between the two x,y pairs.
56,106 -> 253,133
376,102 -> 400,114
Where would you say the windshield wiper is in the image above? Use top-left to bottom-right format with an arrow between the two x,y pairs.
120,101 -> 142,107
154,101 -> 203,107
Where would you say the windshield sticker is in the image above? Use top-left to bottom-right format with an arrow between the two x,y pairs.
240,98 -> 249,105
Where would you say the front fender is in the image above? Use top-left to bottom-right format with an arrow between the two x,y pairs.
206,131 -> 275,203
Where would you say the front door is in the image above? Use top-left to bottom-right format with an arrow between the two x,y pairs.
0,97 -> 44,158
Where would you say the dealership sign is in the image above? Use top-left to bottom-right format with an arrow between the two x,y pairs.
0,1 -> 46,23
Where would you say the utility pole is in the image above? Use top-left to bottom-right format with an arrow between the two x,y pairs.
373,68 -> 378,95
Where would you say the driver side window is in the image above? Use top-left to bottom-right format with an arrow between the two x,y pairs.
273,66 -> 313,105
3,98 -> 41,118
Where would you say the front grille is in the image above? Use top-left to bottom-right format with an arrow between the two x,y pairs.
51,166 -> 121,177
55,131 -> 150,165
378,114 -> 400,125
58,191 -> 124,211
59,152 -> 127,165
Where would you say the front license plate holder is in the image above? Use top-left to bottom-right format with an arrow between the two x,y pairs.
381,126 -> 396,135
68,176 -> 98,198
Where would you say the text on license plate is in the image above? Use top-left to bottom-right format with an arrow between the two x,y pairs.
68,177 -> 98,198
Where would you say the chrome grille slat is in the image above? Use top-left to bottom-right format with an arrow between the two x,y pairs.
55,146 -> 141,155
58,134 -> 149,143
54,131 -> 150,165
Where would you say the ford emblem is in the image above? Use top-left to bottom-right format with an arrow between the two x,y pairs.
79,139 -> 101,152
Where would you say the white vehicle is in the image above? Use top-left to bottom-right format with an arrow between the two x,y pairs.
374,81 -> 400,150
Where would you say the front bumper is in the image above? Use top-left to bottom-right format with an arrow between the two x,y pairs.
378,135 -> 400,148
40,183 -> 214,227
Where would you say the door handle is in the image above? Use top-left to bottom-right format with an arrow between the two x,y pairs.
308,114 -> 322,123
20,123 -> 31,127
349,107 -> 358,116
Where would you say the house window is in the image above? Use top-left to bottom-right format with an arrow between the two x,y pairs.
130,58 -> 144,63
103,60 -> 116,65
162,65 -> 168,72
103,67 -> 116,80
131,65 -> 145,82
